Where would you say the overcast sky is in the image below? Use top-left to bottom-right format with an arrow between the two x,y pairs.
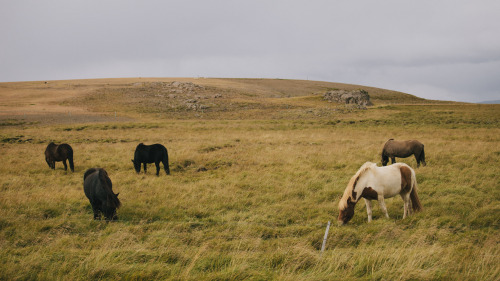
1,1 -> 500,102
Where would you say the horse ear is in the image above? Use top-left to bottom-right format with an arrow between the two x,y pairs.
131,159 -> 134,163
116,192 -> 119,197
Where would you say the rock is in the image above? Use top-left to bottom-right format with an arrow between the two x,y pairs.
323,89 -> 373,108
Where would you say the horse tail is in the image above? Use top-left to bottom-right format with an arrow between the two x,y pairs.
163,146 -> 170,175
99,169 -> 121,208
67,146 -> 74,172
420,146 -> 426,164
410,170 -> 423,212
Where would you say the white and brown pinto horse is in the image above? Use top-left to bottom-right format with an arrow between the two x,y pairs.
338,162 -> 422,225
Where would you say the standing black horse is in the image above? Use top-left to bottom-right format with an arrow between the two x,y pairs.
381,139 -> 426,167
45,142 -> 74,172
132,143 -> 170,176
83,168 -> 121,221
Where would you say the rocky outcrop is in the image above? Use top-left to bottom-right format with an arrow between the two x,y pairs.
131,81 -> 221,111
323,89 -> 373,108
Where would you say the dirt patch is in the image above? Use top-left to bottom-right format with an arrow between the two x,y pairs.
0,112 -> 133,125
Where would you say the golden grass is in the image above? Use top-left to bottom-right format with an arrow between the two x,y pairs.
0,79 -> 498,280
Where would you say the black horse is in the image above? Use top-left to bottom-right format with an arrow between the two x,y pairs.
45,142 -> 74,172
381,139 -> 426,167
83,168 -> 121,221
132,143 -> 170,176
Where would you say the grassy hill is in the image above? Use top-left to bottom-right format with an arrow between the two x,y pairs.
0,78 -> 498,280
0,78 -> 452,122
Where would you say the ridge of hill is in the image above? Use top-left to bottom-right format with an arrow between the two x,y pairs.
0,77 -> 456,121
479,100 -> 500,104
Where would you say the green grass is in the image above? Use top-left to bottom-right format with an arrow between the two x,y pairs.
0,79 -> 499,280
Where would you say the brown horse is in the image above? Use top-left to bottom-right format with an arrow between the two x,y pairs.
381,139 -> 426,167
44,142 -> 74,172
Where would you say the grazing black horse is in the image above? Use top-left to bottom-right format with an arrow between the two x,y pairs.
381,139 -> 426,167
45,142 -> 74,172
83,168 -> 121,221
131,143 -> 170,176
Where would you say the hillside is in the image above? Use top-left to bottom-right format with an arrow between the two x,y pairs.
0,78 -> 452,122
479,100 -> 500,104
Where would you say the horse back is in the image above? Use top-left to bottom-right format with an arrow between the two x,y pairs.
83,169 -> 100,200
56,143 -> 73,157
407,140 -> 424,151
369,165 -> 406,198
155,144 -> 168,161
84,168 -> 98,181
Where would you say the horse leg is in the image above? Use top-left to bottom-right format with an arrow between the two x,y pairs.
415,153 -> 421,168
155,162 -> 160,176
407,196 -> 413,216
63,159 -> 68,171
401,193 -> 411,219
143,163 -> 147,174
378,195 -> 390,219
51,161 -> 55,169
364,199 -> 373,222
391,157 -> 396,164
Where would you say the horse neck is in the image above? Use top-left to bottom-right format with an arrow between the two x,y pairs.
352,168 -> 376,199
341,176 -> 363,208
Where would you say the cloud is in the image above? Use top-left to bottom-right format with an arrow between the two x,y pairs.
1,1 -> 500,102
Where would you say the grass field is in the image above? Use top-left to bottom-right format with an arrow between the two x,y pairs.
0,78 -> 499,280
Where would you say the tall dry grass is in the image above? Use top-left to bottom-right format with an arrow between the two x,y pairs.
0,103 -> 499,280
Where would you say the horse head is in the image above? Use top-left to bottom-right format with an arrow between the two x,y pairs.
104,192 -> 121,221
381,154 -> 389,166
131,159 -> 140,173
338,198 -> 356,225
103,206 -> 118,221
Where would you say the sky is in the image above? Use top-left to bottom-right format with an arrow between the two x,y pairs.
1,1 -> 500,102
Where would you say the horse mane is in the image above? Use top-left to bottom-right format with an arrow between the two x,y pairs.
339,162 -> 377,210
98,168 -> 121,209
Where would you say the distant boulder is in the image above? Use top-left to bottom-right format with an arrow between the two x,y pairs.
323,89 -> 373,108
